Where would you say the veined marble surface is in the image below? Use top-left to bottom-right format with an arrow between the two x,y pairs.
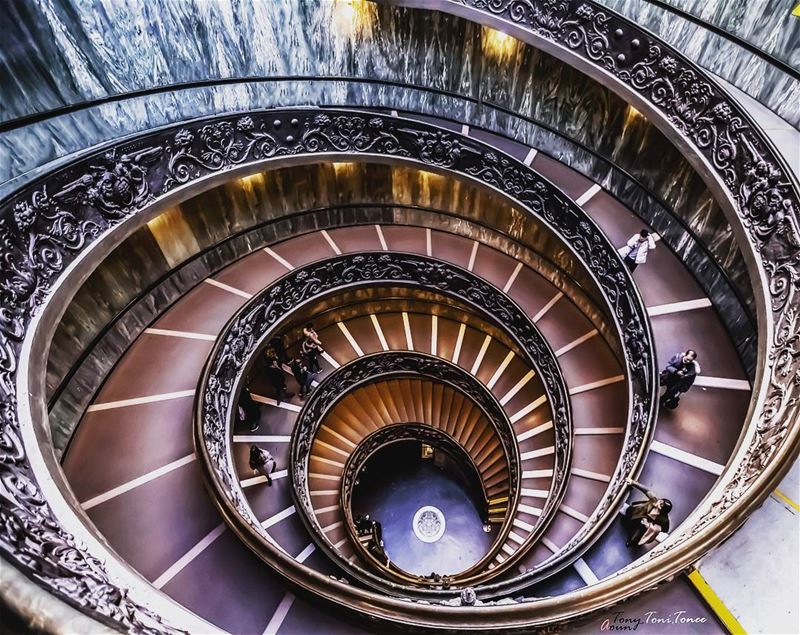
0,0 -> 756,327
697,458 -> 800,634
598,0 -> 800,127
629,0 -> 799,67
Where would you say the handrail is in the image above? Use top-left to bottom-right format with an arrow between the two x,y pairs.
340,423 -> 495,583
199,255 -> 570,597
385,0 -> 799,619
2,73 -> 758,364
3,74 -> 756,361
289,351 -> 520,587
50,200 -> 620,458
0,0 -> 796,625
3,107 -> 659,631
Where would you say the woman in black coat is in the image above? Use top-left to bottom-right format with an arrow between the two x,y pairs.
623,478 -> 672,547
237,387 -> 261,432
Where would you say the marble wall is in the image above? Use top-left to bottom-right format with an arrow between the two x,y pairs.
599,0 -> 800,126
46,161 -> 603,398
1,1 -> 756,309
48,150 -> 760,453
635,0 -> 798,66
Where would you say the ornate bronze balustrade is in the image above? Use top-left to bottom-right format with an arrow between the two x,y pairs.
340,423 -> 496,582
289,351 -> 522,588
391,0 -> 800,618
3,107 -> 656,630
197,255 -> 569,597
0,0 -> 796,627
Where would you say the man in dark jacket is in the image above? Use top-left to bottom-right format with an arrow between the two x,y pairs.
266,357 -> 290,404
237,387 -> 261,432
660,349 -> 700,409
267,334 -> 289,366
290,357 -> 313,398
623,478 -> 672,547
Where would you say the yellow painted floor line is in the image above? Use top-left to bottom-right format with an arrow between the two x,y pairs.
772,488 -> 800,512
687,568 -> 747,635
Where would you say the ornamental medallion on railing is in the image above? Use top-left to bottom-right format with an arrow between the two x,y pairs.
458,0 -> 799,567
289,351 -> 521,587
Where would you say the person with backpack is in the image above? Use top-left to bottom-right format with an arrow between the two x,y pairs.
660,349 -> 701,409
249,445 -> 277,486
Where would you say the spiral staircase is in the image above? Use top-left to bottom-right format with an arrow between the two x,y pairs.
54,205 -> 746,631
2,1 -> 798,634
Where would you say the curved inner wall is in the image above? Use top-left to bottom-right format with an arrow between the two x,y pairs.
2,2 -> 798,634
1,2 -> 755,316
46,161 -> 625,451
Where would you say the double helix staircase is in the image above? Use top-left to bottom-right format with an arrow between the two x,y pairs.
58,205 -> 752,632
309,378 -> 507,540
235,299 -> 560,582
6,0 -> 797,630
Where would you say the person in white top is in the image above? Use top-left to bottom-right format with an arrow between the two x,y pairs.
303,323 -> 322,346
621,229 -> 657,272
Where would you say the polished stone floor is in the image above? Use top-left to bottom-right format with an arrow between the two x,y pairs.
351,443 -> 495,576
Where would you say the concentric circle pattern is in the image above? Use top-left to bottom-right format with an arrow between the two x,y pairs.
2,1 -> 797,633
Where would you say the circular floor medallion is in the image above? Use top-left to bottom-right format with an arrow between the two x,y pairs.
413,505 -> 446,543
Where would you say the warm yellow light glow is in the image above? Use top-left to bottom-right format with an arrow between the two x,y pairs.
147,207 -> 201,268
418,169 -> 443,201
482,26 -> 518,60
624,104 -> 647,125
419,169 -> 442,183
239,172 -> 264,187
332,161 -> 353,177
331,0 -> 374,41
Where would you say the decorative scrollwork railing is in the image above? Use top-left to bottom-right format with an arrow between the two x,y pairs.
340,423 -> 495,582
0,0 -> 794,625
288,351 -> 522,587
3,107 -> 656,630
413,0 -> 800,608
197,254 -> 569,597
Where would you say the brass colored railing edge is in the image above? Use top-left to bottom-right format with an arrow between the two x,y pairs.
4,108 -> 656,631
395,0 -> 800,608
197,255 -> 567,597
3,0 -> 796,622
339,422 -> 499,584
293,351 -> 520,587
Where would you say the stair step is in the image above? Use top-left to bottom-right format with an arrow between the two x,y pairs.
488,496 -> 509,505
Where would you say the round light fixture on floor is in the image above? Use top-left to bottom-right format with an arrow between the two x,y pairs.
413,505 -> 446,543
